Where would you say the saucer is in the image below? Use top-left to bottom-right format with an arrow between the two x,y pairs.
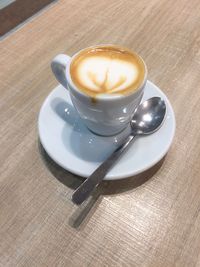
38,80 -> 175,180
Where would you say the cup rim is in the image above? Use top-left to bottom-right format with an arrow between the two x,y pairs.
66,44 -> 148,101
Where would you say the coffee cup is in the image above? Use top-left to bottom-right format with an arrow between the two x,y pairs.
51,45 -> 147,136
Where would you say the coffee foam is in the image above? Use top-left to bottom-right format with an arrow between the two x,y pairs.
70,46 -> 145,96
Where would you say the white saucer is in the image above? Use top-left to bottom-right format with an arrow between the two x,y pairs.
38,80 -> 175,180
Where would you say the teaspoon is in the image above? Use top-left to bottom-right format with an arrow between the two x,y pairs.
72,97 -> 166,205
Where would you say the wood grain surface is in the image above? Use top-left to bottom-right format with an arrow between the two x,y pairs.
1,0 -> 200,266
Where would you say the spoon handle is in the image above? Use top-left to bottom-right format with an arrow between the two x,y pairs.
72,134 -> 136,205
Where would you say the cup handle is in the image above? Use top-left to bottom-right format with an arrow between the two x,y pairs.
51,54 -> 71,89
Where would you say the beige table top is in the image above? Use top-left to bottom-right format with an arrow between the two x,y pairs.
1,0 -> 200,266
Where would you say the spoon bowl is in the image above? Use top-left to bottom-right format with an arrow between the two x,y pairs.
131,97 -> 166,135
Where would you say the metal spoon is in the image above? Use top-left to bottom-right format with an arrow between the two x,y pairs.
72,97 -> 166,205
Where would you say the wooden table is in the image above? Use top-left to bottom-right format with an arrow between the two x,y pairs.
1,0 -> 200,266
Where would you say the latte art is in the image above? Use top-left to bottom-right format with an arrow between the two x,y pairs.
70,46 -> 145,97
77,56 -> 139,93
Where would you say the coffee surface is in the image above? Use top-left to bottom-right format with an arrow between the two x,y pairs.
70,45 -> 145,97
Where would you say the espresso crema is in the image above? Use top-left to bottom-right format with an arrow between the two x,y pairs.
70,45 -> 146,97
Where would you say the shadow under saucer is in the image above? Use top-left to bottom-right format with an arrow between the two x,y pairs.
38,140 -> 165,228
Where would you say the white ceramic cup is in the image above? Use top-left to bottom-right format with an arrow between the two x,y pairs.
51,45 -> 147,136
